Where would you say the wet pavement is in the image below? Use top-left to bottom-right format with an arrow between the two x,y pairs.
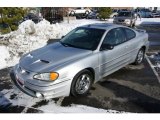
136,24 -> 160,52
0,24 -> 160,113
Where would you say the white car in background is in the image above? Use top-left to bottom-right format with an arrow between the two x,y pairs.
69,7 -> 91,15
110,9 -> 119,18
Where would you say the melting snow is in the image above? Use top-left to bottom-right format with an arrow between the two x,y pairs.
0,88 -> 121,113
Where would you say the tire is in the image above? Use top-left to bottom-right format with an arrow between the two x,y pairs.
70,69 -> 93,97
133,48 -> 145,65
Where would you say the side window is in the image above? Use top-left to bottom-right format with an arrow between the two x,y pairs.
102,28 -> 126,46
124,28 -> 136,40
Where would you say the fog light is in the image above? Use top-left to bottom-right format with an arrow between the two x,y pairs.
36,92 -> 42,98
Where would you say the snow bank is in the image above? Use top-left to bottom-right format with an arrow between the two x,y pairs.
0,46 -> 10,69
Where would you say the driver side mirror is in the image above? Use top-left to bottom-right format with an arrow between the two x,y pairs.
100,44 -> 114,51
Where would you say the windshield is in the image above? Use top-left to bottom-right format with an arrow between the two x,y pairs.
60,27 -> 105,50
118,12 -> 132,17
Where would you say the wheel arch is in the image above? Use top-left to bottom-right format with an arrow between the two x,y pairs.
141,45 -> 146,53
85,67 -> 95,81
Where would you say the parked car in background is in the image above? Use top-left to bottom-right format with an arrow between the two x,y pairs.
87,11 -> 99,19
69,7 -> 91,16
110,9 -> 131,18
113,11 -> 136,27
152,10 -> 160,18
10,23 -> 149,99
110,9 -> 119,18
23,13 -> 43,23
134,8 -> 153,18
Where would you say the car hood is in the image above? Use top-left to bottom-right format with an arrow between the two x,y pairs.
19,42 -> 92,72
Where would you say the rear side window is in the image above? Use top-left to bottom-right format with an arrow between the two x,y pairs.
124,28 -> 136,40
102,28 -> 126,46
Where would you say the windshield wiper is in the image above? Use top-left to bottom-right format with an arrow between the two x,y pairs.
59,41 -> 69,47
59,41 -> 76,48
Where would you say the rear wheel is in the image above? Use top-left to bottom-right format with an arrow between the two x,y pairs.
71,70 -> 93,97
133,48 -> 145,65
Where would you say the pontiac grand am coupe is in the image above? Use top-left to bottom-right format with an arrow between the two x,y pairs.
10,23 -> 149,99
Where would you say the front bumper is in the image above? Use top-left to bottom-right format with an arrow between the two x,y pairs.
10,65 -> 72,99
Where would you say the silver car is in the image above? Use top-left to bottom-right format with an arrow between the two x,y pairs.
10,23 -> 149,99
113,11 -> 136,27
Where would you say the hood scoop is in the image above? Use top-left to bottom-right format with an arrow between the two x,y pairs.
40,59 -> 50,63
30,59 -> 50,66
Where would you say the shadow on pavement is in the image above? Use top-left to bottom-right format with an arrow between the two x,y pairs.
99,80 -> 160,113
105,59 -> 159,86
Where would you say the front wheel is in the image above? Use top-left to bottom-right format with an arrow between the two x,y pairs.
71,70 -> 93,97
133,48 -> 145,65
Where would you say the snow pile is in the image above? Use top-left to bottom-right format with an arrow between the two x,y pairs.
0,46 -> 10,69
1,88 -> 120,113
37,100 -> 119,113
136,18 -> 160,25
149,52 -> 160,75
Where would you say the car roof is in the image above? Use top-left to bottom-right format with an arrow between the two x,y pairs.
80,23 -> 125,30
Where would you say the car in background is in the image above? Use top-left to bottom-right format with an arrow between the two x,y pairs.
110,9 -> 119,18
87,11 -> 99,19
134,8 -> 153,18
23,13 -> 43,23
69,7 -> 91,16
152,10 -> 160,18
113,11 -> 136,27
10,23 -> 149,99
110,9 -> 131,18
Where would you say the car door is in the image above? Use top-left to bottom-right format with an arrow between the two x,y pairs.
99,27 -> 131,77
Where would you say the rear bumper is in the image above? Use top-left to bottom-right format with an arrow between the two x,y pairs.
10,67 -> 72,99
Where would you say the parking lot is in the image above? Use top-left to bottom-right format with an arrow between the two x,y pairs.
0,24 -> 160,113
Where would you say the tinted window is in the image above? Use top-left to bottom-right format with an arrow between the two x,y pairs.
124,28 -> 136,40
60,27 -> 105,50
118,12 -> 132,17
102,28 -> 126,46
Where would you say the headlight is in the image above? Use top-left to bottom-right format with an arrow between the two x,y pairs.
125,19 -> 130,22
33,72 -> 59,81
